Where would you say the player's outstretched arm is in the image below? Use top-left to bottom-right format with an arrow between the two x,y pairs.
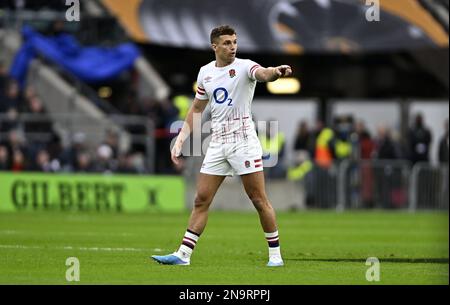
171,98 -> 208,165
255,65 -> 293,82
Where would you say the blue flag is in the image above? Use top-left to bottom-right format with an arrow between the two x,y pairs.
9,26 -> 140,88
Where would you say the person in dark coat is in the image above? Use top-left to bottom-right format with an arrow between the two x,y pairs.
438,119 -> 449,164
408,114 -> 432,164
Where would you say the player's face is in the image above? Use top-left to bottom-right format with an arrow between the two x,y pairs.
213,34 -> 237,63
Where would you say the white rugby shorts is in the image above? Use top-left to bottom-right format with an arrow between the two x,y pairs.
200,135 -> 263,176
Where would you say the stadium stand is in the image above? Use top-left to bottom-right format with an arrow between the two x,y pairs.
0,0 -> 448,210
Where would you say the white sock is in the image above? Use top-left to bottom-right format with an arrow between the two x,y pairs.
176,229 -> 200,260
265,231 -> 282,258
269,246 -> 281,258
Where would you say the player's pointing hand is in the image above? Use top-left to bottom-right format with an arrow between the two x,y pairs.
274,65 -> 292,77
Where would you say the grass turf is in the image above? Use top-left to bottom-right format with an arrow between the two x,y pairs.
0,211 -> 448,284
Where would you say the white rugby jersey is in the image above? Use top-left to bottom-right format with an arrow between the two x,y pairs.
195,58 -> 262,144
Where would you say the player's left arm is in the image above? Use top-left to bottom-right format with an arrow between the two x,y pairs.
254,65 -> 293,82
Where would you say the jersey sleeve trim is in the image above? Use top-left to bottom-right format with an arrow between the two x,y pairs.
195,66 -> 209,100
249,64 -> 262,80
195,86 -> 209,100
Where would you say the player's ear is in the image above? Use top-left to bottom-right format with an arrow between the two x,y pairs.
211,43 -> 217,51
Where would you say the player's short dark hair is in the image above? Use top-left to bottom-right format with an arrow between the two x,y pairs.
210,25 -> 236,44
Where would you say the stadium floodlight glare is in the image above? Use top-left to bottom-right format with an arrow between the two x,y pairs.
98,86 -> 112,98
266,78 -> 301,94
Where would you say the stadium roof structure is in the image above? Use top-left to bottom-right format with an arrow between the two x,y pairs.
102,0 -> 449,54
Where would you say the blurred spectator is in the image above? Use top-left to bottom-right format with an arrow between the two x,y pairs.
293,121 -> 313,156
24,85 -> 36,99
0,107 -> 20,133
46,133 -> 63,163
288,121 -> 314,182
0,145 -> 10,170
24,96 -> 54,136
117,89 -> 142,115
354,120 -> 375,159
5,129 -> 27,155
131,152 -> 146,173
438,119 -> 449,164
74,151 -> 95,173
1,80 -> 22,112
374,125 -> 400,160
22,85 -> 38,112
408,113 -> 432,164
0,61 -> 7,94
117,152 -> 139,174
31,149 -> 52,172
11,149 -> 26,172
314,124 -> 334,168
103,129 -> 120,159
60,132 -> 88,170
306,119 -> 323,157
354,121 -> 375,207
141,98 -> 165,133
332,116 -> 353,162
160,98 -> 180,128
374,125 -> 406,208
142,97 -> 181,174
311,119 -> 324,145
288,121 -> 314,185
4,129 -> 30,172
94,144 -> 117,173
173,94 -> 191,120
309,121 -> 336,208
157,97 -> 179,175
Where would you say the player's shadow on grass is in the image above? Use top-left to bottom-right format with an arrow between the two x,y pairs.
286,258 -> 449,264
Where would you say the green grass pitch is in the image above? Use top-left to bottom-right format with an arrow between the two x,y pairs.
0,211 -> 448,284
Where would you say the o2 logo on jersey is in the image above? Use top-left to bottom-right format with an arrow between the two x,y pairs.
213,87 -> 233,106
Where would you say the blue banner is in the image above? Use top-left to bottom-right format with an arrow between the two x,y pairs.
9,26 -> 140,87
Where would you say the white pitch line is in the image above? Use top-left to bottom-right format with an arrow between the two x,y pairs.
0,245 -> 41,250
0,230 -> 137,237
0,244 -> 159,253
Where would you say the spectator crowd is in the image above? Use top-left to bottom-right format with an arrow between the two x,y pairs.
0,60 -> 171,174
1,59 -> 448,176
288,114 -> 448,170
